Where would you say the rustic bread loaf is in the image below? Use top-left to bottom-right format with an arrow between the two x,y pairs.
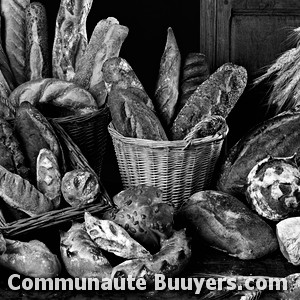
14,102 -> 62,179
52,0 -> 93,81
108,86 -> 168,140
61,169 -> 100,207
1,0 -> 29,85
8,78 -> 98,116
178,190 -> 278,260
37,148 -> 61,209
102,57 -> 154,110
154,27 -> 181,128
74,17 -> 129,107
0,165 -> 53,217
171,63 -> 247,140
25,2 -> 50,80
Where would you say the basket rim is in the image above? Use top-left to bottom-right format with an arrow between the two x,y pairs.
108,121 -> 229,149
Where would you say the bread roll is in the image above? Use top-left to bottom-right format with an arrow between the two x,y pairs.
61,169 -> 100,207
52,0 -> 93,81
37,148 -> 61,209
154,27 -> 181,128
25,2 -> 50,80
74,17 -> 129,107
0,165 -> 53,217
1,0 -> 29,85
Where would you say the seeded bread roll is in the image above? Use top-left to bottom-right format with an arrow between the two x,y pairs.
52,0 -> 93,81
25,2 -> 50,80
61,169 -> 100,207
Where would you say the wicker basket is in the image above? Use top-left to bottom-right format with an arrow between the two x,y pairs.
51,106 -> 111,177
108,116 -> 228,210
0,121 -> 114,238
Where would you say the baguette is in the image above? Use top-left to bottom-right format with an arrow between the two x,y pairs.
74,17 -> 129,107
0,165 -> 53,217
52,0 -> 93,81
25,2 -> 50,80
154,27 -> 181,128
1,0 -> 29,85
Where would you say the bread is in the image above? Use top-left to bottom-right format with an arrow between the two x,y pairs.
102,57 -> 154,110
74,17 -> 129,107
1,0 -> 29,85
178,52 -> 210,111
171,63 -> 247,140
108,86 -> 168,140
178,190 -> 278,260
0,238 -> 61,277
14,101 -> 62,179
37,148 -> 61,209
154,27 -> 181,128
0,165 -> 53,217
0,118 -> 30,180
0,102 -> 14,120
61,169 -> 99,207
25,2 -> 50,81
52,0 -> 93,81
9,78 -> 98,116
60,223 -> 112,279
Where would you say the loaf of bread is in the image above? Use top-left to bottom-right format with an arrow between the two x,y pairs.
0,165 -> 53,217
1,0 -> 29,85
74,17 -> 129,107
154,27 -> 181,128
171,63 -> 247,140
52,0 -> 93,81
37,148 -> 61,209
178,190 -> 278,260
102,57 -> 155,110
108,86 -> 168,140
61,169 -> 100,207
178,52 -> 210,111
14,102 -> 62,179
0,117 -> 30,180
25,2 -> 50,81
9,78 -> 98,116
0,238 -> 61,277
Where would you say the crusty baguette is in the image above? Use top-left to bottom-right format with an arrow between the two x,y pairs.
52,0 -> 93,81
102,57 -> 155,110
8,78 -> 98,116
154,27 -> 181,128
37,148 -> 61,209
25,2 -> 50,80
1,0 -> 29,85
0,165 -> 53,217
171,63 -> 247,140
74,17 -> 129,107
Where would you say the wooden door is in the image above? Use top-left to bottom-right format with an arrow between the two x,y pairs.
200,0 -> 300,76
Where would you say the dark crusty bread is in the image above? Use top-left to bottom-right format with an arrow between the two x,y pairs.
74,17 -> 129,107
52,0 -> 93,81
0,165 -> 53,217
178,52 -> 210,111
108,86 -> 168,141
103,57 -> 155,111
154,27 -> 181,128
25,2 -> 50,81
8,78 -> 98,117
0,118 -> 30,181
1,0 -> 29,85
171,63 -> 247,140
178,190 -> 278,260
37,148 -> 61,209
14,102 -> 62,179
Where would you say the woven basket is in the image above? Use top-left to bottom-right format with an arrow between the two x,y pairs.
0,121 -> 114,238
51,106 -> 111,177
108,116 -> 228,210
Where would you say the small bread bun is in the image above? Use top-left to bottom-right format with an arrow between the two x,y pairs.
61,170 -> 99,207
